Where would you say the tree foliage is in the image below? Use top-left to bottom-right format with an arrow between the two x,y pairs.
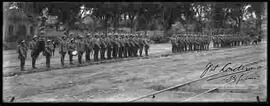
6,2 -> 266,37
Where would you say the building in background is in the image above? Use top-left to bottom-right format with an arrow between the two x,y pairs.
3,2 -> 38,49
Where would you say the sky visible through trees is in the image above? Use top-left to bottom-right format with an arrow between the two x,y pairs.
4,2 -> 267,37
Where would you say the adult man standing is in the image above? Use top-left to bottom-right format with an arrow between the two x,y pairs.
133,35 -> 140,57
29,35 -> 39,69
118,34 -> 124,58
43,39 -> 54,69
177,36 -> 182,52
76,36 -> 85,64
123,34 -> 130,58
59,35 -> 68,66
68,38 -> 76,65
112,34 -> 120,59
85,34 -> 92,62
99,34 -> 107,60
128,34 -> 135,57
171,34 -> 177,53
143,34 -> 150,56
93,34 -> 101,61
106,34 -> 113,59
17,40 -> 28,71
121,34 -> 127,58
138,34 -> 144,56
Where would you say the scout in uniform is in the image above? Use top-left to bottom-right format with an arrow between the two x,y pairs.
134,34 -> 140,56
118,34 -> 124,58
84,34 -> 92,62
106,34 -> 113,59
143,34 -> 150,56
17,40 -> 28,71
93,34 -> 101,61
99,34 -> 107,60
59,35 -> 68,66
112,34 -> 119,59
76,36 -> 85,64
123,34 -> 130,58
176,36 -> 180,52
138,34 -> 144,56
127,34 -> 133,57
171,35 -> 177,53
43,39 -> 54,69
68,38 -> 76,65
29,35 -> 39,69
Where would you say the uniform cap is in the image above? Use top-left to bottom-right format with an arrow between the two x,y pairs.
79,35 -> 84,38
33,35 -> 38,38
40,31 -> 46,35
69,32 -> 74,35
20,40 -> 26,43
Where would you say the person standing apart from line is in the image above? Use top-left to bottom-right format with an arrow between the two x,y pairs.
29,35 -> 39,69
17,40 -> 28,71
43,39 -> 54,69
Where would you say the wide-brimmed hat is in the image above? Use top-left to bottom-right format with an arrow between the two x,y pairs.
62,35 -> 67,38
20,40 -> 26,43
77,35 -> 83,39
87,33 -> 91,36
33,35 -> 38,38
69,32 -> 74,36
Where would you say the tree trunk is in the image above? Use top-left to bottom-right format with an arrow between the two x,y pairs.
113,14 -> 119,33
130,16 -> 134,33
163,19 -> 169,37
106,18 -> 108,36
256,13 -> 262,35
162,7 -> 167,37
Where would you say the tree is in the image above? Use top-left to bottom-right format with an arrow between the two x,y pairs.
247,2 -> 265,35
153,2 -> 188,37
136,3 -> 160,34
190,2 -> 213,33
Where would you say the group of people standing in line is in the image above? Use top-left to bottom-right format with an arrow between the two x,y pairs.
17,32 -> 150,71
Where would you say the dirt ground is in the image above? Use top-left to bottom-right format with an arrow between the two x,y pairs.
3,41 -> 267,102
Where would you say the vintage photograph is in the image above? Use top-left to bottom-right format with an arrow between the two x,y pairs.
2,2 -> 267,102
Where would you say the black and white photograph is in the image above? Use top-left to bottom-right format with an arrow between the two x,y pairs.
2,2 -> 268,102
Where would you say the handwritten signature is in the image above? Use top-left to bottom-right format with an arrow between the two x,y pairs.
224,70 -> 260,84
200,61 -> 263,84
